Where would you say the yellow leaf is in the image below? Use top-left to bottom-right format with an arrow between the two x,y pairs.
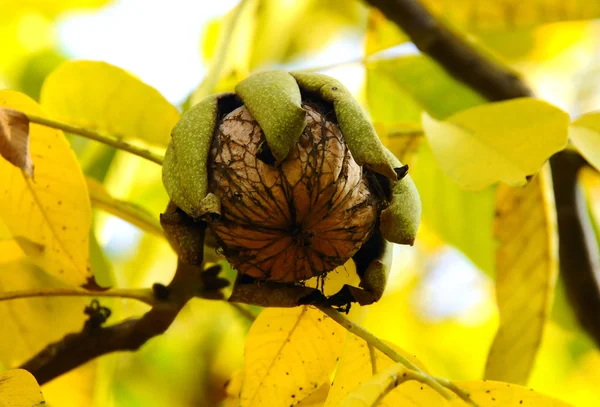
339,372 -> 573,407
365,9 -> 407,56
0,240 -> 25,264
0,261 -> 90,367
0,90 -> 92,285
0,369 -> 44,407
452,381 -> 572,406
86,177 -> 163,237
422,0 -> 600,31
569,111 -> 600,172
422,98 -> 569,191
486,166 -> 558,384
241,306 -> 346,407
40,60 -> 180,146
325,334 -> 428,406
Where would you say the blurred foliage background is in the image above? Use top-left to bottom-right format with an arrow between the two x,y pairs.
1,0 -> 600,406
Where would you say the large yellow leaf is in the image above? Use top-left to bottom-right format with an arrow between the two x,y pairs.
422,0 -> 600,31
422,98 -> 569,191
338,365 -> 572,407
569,111 -> 600,172
0,240 -> 25,264
0,261 -> 89,367
240,306 -> 346,407
485,166 -> 558,384
325,334 -> 428,406
0,369 -> 44,407
40,60 -> 180,146
0,90 -> 92,285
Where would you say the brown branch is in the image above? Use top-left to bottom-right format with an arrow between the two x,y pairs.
19,222 -> 230,385
364,0 -> 600,345
550,153 -> 600,346
363,0 -> 533,100
20,298 -> 183,385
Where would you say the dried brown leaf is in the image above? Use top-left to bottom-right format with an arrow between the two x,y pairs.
0,107 -> 33,178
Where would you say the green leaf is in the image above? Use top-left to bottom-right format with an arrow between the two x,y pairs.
40,60 -> 180,146
367,57 -> 485,120
569,111 -> 600,172
422,98 -> 569,191
241,306 -> 346,407
411,142 -> 496,272
0,369 -> 44,407
485,166 -> 558,384
0,90 -> 92,285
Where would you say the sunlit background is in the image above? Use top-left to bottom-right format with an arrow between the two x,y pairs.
1,0 -> 600,406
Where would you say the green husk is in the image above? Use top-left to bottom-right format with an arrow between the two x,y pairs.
380,146 -> 422,245
162,94 -> 222,218
290,71 -> 397,181
235,70 -> 306,163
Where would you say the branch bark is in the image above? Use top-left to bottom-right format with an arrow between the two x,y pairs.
18,225 -> 230,385
364,0 -> 600,345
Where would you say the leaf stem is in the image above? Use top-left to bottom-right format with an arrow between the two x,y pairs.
318,305 -> 477,406
25,114 -> 164,165
0,287 -> 156,306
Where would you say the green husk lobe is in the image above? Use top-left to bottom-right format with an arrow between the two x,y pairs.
290,71 -> 398,181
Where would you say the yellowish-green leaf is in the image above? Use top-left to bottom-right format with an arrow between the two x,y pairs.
411,142 -> 496,272
325,334 -> 428,406
422,0 -> 600,31
86,177 -> 163,237
367,57 -> 485,121
365,9 -> 407,56
241,306 -> 346,407
375,122 -> 423,168
0,261 -> 89,367
569,111 -> 600,172
485,165 -> 558,384
40,60 -> 180,146
0,90 -> 92,285
368,59 -> 494,272
422,98 -> 569,191
0,369 -> 44,407
0,107 -> 33,177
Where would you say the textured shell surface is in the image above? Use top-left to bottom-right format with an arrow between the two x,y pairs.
208,103 -> 378,282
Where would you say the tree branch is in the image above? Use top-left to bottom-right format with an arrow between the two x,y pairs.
363,0 -> 533,100
0,287 -> 155,306
364,0 -> 600,345
318,306 -> 475,405
18,224 -> 231,385
26,114 -> 164,165
550,152 -> 600,347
